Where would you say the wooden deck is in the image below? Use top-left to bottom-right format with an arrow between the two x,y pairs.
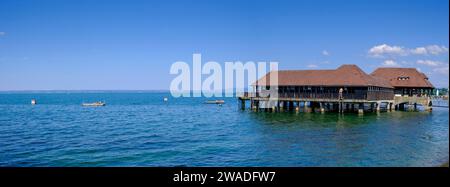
238,92 -> 432,113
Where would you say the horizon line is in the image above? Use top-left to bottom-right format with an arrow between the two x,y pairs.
0,89 -> 252,92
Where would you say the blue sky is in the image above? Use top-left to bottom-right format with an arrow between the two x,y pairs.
0,0 -> 448,90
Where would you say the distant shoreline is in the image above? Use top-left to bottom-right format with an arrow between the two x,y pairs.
0,90 -> 247,95
0,90 -> 171,93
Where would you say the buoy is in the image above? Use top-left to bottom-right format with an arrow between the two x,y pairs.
31,99 -> 37,105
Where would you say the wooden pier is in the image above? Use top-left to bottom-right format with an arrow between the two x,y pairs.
238,65 -> 434,114
238,93 -> 396,114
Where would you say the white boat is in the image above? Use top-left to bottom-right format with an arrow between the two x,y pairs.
204,100 -> 225,104
82,102 -> 106,107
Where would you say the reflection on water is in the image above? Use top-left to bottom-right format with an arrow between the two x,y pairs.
245,108 -> 448,166
432,99 -> 449,107
249,111 -> 372,128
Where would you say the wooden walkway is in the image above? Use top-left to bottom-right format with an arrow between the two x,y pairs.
238,93 -> 433,113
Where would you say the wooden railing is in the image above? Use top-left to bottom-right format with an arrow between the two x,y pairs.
366,91 -> 394,100
242,91 -> 395,101
277,93 -> 366,100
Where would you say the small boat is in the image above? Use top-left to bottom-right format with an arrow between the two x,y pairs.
82,101 -> 106,107
31,99 -> 37,105
163,97 -> 168,102
204,100 -> 225,104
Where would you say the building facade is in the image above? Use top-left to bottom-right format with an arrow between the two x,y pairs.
239,65 -> 434,113
370,68 -> 434,97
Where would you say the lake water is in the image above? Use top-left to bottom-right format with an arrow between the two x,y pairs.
0,91 -> 448,166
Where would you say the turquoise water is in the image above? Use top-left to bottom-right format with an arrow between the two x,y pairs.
0,91 -> 448,166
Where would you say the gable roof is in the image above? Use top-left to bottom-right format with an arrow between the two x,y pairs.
370,68 -> 434,88
254,64 -> 393,88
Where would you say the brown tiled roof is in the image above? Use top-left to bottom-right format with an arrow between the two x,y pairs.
254,64 -> 393,88
370,68 -> 434,88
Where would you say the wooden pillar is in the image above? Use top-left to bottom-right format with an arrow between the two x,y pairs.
304,101 -> 311,113
320,102 -> 325,114
288,101 -> 294,111
338,102 -> 343,113
358,103 -> 364,114
332,103 -> 338,112
277,101 -> 280,112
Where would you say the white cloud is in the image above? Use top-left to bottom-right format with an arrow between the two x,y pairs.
416,60 -> 442,67
368,44 -> 449,57
382,60 -> 400,67
433,65 -> 449,75
410,47 -> 427,55
400,61 -> 412,65
0,32 -> 5,36
425,45 -> 449,55
368,44 -> 407,57
322,50 -> 329,56
306,64 -> 318,68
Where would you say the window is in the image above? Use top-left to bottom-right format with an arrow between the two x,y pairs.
397,76 -> 410,80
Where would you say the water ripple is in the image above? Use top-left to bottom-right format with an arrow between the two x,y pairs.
0,93 -> 448,166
